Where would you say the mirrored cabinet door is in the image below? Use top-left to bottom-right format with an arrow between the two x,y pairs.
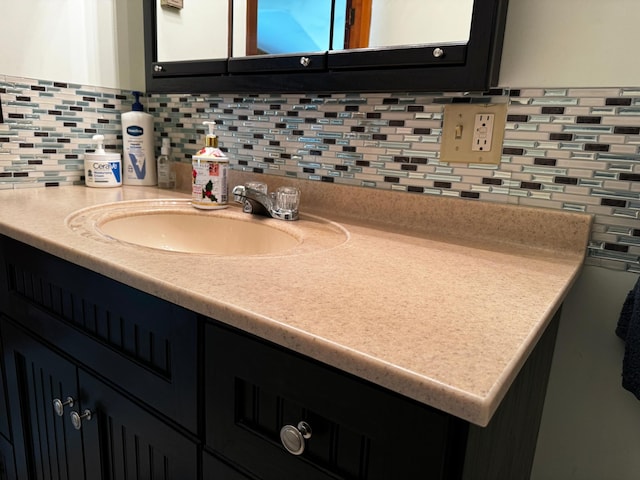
156,0 -> 230,62
144,0 -> 230,80
144,0 -> 509,93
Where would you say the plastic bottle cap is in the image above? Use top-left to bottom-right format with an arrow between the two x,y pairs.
92,134 -> 106,154
132,91 -> 143,112
203,121 -> 218,147
161,137 -> 171,155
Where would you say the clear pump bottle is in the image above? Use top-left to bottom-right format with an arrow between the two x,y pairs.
157,137 -> 175,189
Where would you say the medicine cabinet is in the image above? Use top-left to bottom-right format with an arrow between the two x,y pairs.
143,0 -> 509,93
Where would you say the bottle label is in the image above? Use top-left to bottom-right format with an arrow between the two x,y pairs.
192,159 -> 228,209
125,143 -> 146,180
126,126 -> 144,136
86,161 -> 122,187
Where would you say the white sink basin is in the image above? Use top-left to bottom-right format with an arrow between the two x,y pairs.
99,212 -> 299,255
66,199 -> 348,256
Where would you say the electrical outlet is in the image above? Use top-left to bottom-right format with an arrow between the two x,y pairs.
472,113 -> 494,151
440,104 -> 507,164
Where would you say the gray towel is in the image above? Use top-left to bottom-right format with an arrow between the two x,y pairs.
616,276 -> 640,400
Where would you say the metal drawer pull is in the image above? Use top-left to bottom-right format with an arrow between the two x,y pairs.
280,421 -> 312,455
52,397 -> 74,417
70,409 -> 92,430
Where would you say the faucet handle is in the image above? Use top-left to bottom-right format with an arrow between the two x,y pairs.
232,185 -> 246,203
245,181 -> 268,194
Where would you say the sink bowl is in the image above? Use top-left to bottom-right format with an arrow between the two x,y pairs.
66,199 -> 348,256
99,212 -> 299,255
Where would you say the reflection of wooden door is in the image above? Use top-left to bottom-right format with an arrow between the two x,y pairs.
345,0 -> 372,49
246,0 -> 259,55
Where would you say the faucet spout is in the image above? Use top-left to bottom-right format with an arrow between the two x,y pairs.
232,184 -> 299,221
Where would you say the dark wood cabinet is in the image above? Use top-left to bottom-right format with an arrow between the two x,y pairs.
1,318 -> 198,480
205,322 -> 468,480
0,235 -> 558,479
2,319 -> 85,480
0,236 -> 198,480
0,433 -> 16,480
0,323 -> 13,480
0,237 -> 199,434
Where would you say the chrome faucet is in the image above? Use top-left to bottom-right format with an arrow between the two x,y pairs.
232,184 -> 299,221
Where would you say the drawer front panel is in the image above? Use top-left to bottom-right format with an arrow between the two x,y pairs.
203,451 -> 252,480
0,236 -> 199,433
205,323 -> 467,480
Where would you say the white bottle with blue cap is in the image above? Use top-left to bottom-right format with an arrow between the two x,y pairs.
121,91 -> 156,185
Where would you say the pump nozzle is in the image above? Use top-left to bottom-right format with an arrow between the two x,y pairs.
92,134 -> 106,154
132,91 -> 143,112
161,137 -> 171,155
203,121 -> 218,147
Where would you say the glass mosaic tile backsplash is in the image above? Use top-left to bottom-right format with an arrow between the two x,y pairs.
1,74 -> 640,272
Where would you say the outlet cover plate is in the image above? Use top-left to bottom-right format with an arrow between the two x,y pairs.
440,103 -> 507,164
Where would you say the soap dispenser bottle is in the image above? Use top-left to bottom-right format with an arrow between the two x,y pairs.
191,121 -> 229,210
157,137 -> 175,189
84,134 -> 122,188
121,91 -> 156,185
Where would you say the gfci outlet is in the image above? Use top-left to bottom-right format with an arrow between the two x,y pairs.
440,104 -> 507,164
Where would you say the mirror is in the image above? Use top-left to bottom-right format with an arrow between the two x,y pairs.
235,0 -> 474,57
144,0 -> 509,93
155,0 -> 230,62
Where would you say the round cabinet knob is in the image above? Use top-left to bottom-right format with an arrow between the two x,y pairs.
70,409 -> 92,430
154,64 -> 164,73
432,47 -> 445,58
280,421 -> 312,456
299,56 -> 311,67
52,397 -> 74,417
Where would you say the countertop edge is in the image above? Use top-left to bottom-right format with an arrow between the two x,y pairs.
0,184 -> 592,426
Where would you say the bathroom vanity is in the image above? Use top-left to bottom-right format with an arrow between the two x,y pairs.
0,182 -> 590,479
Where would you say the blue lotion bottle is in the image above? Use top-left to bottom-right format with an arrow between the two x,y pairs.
121,91 -> 156,185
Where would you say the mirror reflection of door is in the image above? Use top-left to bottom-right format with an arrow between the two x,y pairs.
344,0 -> 372,49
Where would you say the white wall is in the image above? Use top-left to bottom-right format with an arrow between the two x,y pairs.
0,0 -> 145,90
499,1 -> 640,478
499,0 -> 640,87
532,267 -> 640,479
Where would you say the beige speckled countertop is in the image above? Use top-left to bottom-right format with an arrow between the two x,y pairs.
0,173 -> 592,426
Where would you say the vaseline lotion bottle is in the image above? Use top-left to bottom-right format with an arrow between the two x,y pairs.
121,91 -> 156,185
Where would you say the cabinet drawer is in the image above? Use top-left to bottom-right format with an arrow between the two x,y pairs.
203,451 -> 252,480
205,322 -> 468,480
0,236 -> 199,433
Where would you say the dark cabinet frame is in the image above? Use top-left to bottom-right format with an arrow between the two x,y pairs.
143,0 -> 509,94
0,235 -> 558,479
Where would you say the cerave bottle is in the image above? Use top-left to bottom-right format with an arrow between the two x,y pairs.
121,91 -> 156,185
84,134 -> 122,188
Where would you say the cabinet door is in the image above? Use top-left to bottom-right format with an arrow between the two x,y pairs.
0,434 -> 17,480
206,323 -> 467,480
79,371 -> 198,480
0,237 -> 198,433
0,323 -> 11,441
1,318 -> 85,480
